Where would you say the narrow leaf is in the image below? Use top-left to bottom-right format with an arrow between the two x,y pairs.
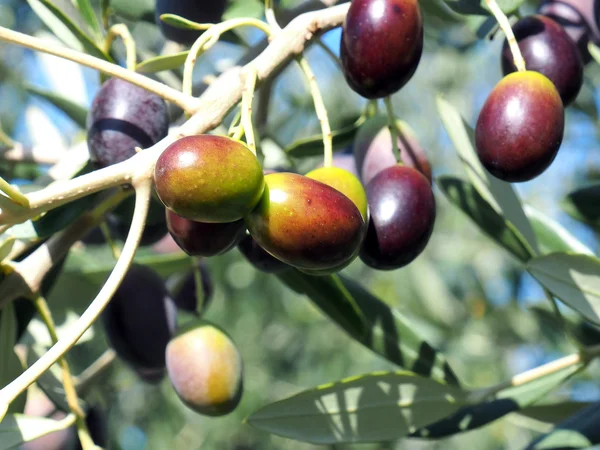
561,184 -> 600,230
286,116 -> 366,157
436,96 -> 538,255
277,270 -> 460,386
136,51 -> 189,74
248,371 -> 467,444
26,0 -> 84,51
159,13 -> 208,30
525,205 -> 594,255
518,402 -> 594,425
412,360 -> 583,439
0,413 -> 75,450
25,345 -> 71,413
525,401 -> 600,449
30,0 -> 113,62
24,84 -> 88,129
75,0 -> 102,39
528,253 -> 600,326
0,303 -> 26,414
437,176 -> 534,262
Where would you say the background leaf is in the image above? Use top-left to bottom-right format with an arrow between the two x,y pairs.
248,371 -> 467,444
75,0 -> 102,39
518,402 -> 593,425
528,253 -> 600,326
525,401 -> 600,449
0,414 -> 74,450
277,270 -> 460,386
285,116 -> 365,157
561,184 -> 600,231
24,85 -> 88,129
436,96 -> 538,255
0,303 -> 27,414
135,52 -> 189,74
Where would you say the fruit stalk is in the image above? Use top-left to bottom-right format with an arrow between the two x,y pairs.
182,18 -> 273,99
265,0 -> 283,32
241,67 -> 258,155
32,294 -> 95,450
104,24 -> 136,71
383,97 -> 402,163
0,180 -> 152,406
484,0 -> 526,71
297,56 -> 333,168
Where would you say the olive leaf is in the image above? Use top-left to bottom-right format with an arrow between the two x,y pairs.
24,84 -> 88,129
0,414 -> 75,450
247,371 -> 467,444
136,52 -> 189,74
0,302 -> 27,414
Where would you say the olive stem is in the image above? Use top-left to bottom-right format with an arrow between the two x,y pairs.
0,176 -> 29,208
191,258 -> 206,314
0,181 -> 151,407
75,349 -> 116,395
0,26 -> 196,112
228,110 -> 243,137
265,0 -> 283,32
182,18 -> 273,100
104,24 -> 137,71
33,294 -> 95,450
99,221 -> 122,260
315,39 -> 342,70
484,0 -> 525,72
384,97 -> 402,164
241,67 -> 258,155
297,56 -> 333,168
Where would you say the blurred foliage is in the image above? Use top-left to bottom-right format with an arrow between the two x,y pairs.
0,0 -> 600,449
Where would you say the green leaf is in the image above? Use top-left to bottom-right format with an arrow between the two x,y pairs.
0,237 -> 15,263
27,0 -> 113,62
247,371 -> 467,444
524,205 -> 594,256
436,96 -> 538,256
518,402 -> 594,425
159,14 -> 207,30
26,0 -> 85,51
444,0 -> 524,15
0,413 -> 75,449
412,360 -> 583,439
525,401 -> 600,449
0,303 -> 26,414
24,84 -> 88,129
277,270 -> 460,386
285,116 -> 366,157
135,51 -> 189,74
437,176 -> 534,262
110,0 -> 154,21
223,0 -> 264,20
528,253 -> 600,326
561,184 -> 600,230
75,0 -> 102,39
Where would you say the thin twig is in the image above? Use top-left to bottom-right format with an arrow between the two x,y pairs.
33,295 -> 95,450
0,26 -> 196,111
241,67 -> 258,154
105,24 -> 137,71
384,97 -> 402,163
75,349 -> 116,395
297,55 -> 332,167
265,0 -> 283,32
484,0 -> 525,71
0,181 -> 152,407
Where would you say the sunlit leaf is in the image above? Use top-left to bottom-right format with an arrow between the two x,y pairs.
412,360 -> 583,438
436,96 -> 538,255
277,270 -> 460,386
24,84 -> 88,129
0,413 -> 75,449
136,52 -> 189,74
248,371 -> 467,444
286,116 -> 366,157
528,253 -> 600,326
26,0 -> 84,50
525,401 -> 600,449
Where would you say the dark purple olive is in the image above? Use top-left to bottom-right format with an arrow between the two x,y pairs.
539,0 -> 600,62
87,78 -> 169,167
502,15 -> 583,105
360,165 -> 435,270
238,234 -> 290,274
155,0 -> 227,44
173,261 -> 214,314
102,264 -> 176,381
166,210 -> 245,257
475,71 -> 564,182
340,0 -> 423,98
